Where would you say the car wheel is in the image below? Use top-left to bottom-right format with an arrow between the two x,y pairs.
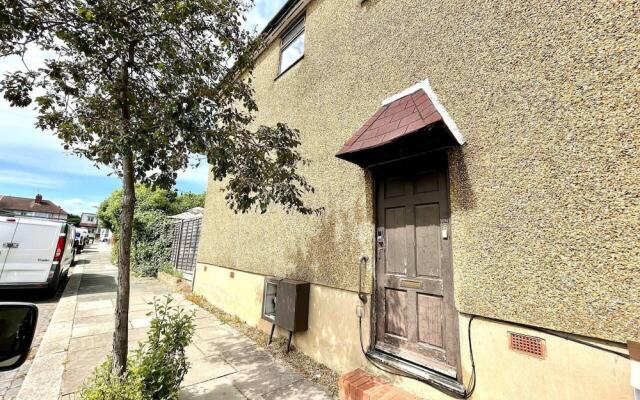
46,275 -> 60,298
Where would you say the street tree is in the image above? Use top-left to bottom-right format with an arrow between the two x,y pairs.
0,0 -> 317,374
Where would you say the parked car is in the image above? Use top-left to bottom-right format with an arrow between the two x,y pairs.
0,216 -> 75,296
74,227 -> 89,253
99,228 -> 112,243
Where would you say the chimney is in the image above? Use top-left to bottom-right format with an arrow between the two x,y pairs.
35,194 -> 43,204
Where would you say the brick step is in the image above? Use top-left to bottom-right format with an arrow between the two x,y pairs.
339,368 -> 419,400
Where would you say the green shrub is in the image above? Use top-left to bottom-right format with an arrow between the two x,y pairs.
132,296 -> 195,399
110,211 -> 174,277
98,185 -> 204,278
78,359 -> 143,400
130,211 -> 175,277
80,296 -> 195,400
159,263 -> 182,279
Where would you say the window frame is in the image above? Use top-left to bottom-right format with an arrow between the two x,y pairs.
277,16 -> 305,77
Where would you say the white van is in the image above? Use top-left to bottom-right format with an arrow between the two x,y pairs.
0,216 -> 75,295
74,227 -> 89,253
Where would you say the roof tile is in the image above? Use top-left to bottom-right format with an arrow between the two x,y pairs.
336,89 -> 443,156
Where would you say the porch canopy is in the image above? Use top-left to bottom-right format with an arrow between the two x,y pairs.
336,80 -> 465,167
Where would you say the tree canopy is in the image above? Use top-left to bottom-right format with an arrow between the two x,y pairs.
1,0 -> 318,374
1,0 -> 317,214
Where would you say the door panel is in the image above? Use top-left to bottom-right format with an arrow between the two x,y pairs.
375,154 -> 460,377
385,177 -> 406,198
384,207 -> 407,275
414,171 -> 439,194
385,288 -> 407,338
415,204 -> 441,278
417,294 -> 444,348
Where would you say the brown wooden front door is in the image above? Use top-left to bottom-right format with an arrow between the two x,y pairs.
374,154 -> 460,377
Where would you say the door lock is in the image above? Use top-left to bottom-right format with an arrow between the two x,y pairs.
376,228 -> 384,260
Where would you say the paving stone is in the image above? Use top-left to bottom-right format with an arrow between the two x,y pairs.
128,303 -> 155,312
65,346 -> 110,371
61,365 -> 95,395
4,385 -> 20,399
186,344 -> 206,360
74,307 -> 115,319
68,331 -> 112,353
261,379 -> 335,400
0,379 -> 12,391
222,347 -> 274,372
180,377 -> 246,400
76,300 -> 112,311
195,324 -> 236,340
212,334 -> 257,353
195,317 -> 224,329
71,321 -> 114,338
130,317 -> 152,329
73,313 -> 115,326
181,356 -> 236,387
232,363 -> 303,399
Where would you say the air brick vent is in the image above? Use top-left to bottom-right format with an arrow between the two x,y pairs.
509,332 -> 546,359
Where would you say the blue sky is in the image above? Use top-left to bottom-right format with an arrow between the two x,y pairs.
0,0 -> 286,216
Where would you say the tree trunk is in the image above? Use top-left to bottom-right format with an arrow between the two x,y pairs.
112,152 -> 135,374
112,41 -> 137,375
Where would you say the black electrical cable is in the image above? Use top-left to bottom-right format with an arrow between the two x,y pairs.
358,297 -> 628,400
463,316 -> 477,398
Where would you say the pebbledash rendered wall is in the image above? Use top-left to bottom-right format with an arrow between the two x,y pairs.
197,0 -> 638,350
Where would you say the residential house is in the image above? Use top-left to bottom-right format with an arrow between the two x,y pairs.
79,212 -> 98,236
0,194 -> 68,221
194,1 -> 638,399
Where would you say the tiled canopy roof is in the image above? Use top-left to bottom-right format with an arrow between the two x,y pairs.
336,80 -> 465,163
337,89 -> 443,156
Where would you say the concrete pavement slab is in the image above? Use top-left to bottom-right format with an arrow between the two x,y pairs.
231,363 -> 304,399
76,299 -> 113,311
71,321 -> 114,338
261,379 -> 335,400
180,377 -> 246,400
181,357 -> 236,387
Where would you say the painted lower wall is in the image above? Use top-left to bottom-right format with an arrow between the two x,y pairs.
194,262 -> 633,400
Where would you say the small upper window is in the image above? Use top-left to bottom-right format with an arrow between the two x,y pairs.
279,18 -> 305,74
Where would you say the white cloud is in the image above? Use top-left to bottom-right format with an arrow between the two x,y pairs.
176,159 -> 210,185
56,198 -> 101,216
0,169 -> 62,189
0,146 -> 113,177
244,0 -> 288,33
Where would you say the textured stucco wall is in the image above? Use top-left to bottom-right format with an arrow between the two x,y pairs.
198,0 -> 640,342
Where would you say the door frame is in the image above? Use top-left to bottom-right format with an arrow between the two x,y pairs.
368,150 -> 463,382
